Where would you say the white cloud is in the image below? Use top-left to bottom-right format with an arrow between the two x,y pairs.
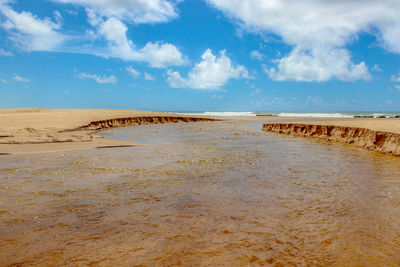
167,49 -> 249,90
265,47 -> 370,82
0,48 -> 13,56
126,66 -> 140,77
395,85 -> 400,91
206,0 -> 400,82
0,2 -> 186,68
144,72 -> 155,81
52,0 -> 178,24
54,10 -> 63,24
78,72 -> 117,84
392,72 -> 400,82
93,17 -> 188,68
250,50 -> 264,61
166,69 -> 186,88
13,75 -> 30,82
65,9 -> 78,16
0,2 -> 65,51
137,41 -> 188,68
372,64 -> 383,72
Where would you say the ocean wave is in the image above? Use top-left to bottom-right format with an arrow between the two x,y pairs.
174,112 -> 257,116
172,111 -> 400,118
276,112 -> 354,118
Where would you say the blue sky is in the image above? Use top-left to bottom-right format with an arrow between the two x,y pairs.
1,0 -> 400,111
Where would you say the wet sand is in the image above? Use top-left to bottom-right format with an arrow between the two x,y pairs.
1,119 -> 400,266
1,108 -> 400,156
0,108 -> 214,154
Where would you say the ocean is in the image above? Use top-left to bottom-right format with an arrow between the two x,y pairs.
172,111 -> 400,118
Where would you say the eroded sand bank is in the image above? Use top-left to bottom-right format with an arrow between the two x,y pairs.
2,108 -> 400,156
263,119 -> 400,156
0,108 -> 215,154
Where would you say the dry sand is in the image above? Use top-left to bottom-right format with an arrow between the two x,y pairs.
1,108 -> 400,155
0,108 -> 214,154
299,118 -> 400,134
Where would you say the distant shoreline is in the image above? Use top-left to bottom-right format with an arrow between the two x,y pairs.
173,111 -> 400,118
1,108 -> 400,155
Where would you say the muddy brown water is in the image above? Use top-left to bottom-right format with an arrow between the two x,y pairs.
1,120 -> 400,266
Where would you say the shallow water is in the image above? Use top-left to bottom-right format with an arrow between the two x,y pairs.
1,120 -> 400,266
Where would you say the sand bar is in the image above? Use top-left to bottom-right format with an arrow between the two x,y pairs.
0,108 -> 215,154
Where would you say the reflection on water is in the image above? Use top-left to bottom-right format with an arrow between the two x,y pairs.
1,120 -> 400,266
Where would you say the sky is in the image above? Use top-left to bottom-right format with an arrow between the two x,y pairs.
1,0 -> 400,112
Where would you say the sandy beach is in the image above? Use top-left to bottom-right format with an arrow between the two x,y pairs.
4,0 -> 400,265
2,112 -> 400,265
0,108 -> 215,154
1,108 -> 400,156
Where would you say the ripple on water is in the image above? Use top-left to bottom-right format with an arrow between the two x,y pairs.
1,120 -> 400,265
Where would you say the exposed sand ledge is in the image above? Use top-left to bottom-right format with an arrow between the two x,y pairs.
263,123 -> 400,156
74,116 -> 215,131
0,109 -> 216,154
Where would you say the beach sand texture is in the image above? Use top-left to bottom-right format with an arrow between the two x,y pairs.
1,108 -> 400,156
0,108 -> 215,154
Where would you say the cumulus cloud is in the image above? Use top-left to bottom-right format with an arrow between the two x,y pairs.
167,49 -> 249,90
13,75 -> 30,82
138,42 -> 188,68
92,16 -> 188,67
126,66 -> 140,77
265,47 -> 370,82
0,1 -> 186,68
51,0 -> 178,24
0,2 -> 65,51
78,72 -> 117,83
206,0 -> 400,82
